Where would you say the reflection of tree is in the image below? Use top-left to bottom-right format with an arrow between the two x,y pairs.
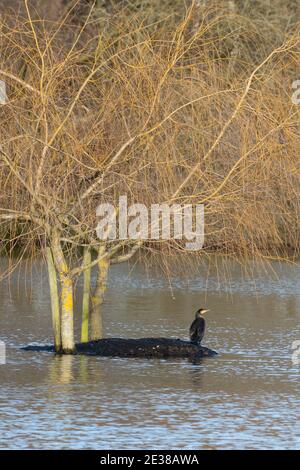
48,355 -> 75,385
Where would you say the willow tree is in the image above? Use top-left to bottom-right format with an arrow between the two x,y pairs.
1,1 -> 300,353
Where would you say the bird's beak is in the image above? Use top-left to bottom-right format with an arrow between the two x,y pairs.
202,309 -> 210,314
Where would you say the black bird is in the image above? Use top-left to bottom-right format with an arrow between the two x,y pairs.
189,308 -> 210,345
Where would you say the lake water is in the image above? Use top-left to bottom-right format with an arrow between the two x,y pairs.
0,257 -> 300,449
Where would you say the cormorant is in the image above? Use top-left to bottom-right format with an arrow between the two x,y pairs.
189,308 -> 210,345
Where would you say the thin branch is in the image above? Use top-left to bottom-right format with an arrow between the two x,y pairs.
110,241 -> 142,265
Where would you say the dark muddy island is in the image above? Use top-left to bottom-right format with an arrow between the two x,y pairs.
22,337 -> 217,359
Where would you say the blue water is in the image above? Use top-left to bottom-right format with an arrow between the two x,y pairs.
0,258 -> 300,449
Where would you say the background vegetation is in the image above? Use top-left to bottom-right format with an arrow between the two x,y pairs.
0,0 -> 300,351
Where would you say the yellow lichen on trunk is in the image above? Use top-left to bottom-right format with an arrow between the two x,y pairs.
60,274 -> 75,354
51,229 -> 75,354
46,247 -> 61,352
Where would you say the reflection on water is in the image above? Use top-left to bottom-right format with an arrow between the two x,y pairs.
0,258 -> 300,449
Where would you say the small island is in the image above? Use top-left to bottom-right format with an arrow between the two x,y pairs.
22,337 -> 217,360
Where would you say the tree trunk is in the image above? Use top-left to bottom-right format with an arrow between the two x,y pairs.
81,246 -> 91,343
60,273 -> 75,354
46,247 -> 61,352
90,246 -> 109,340
51,230 -> 75,354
